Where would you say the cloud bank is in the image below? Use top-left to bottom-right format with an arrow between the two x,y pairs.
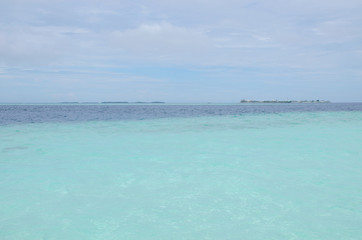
1,0 -> 362,102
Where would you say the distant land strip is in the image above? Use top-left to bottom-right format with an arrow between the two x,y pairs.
58,102 -> 166,104
240,99 -> 330,103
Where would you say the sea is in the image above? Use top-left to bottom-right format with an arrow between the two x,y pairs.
1,103 -> 362,240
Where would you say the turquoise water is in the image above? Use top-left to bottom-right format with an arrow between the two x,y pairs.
1,111 -> 362,239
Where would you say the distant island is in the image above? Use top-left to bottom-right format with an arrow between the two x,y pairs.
240,99 -> 330,103
57,102 -> 165,104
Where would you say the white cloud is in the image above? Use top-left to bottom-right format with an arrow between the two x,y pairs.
108,22 -> 212,63
0,24 -> 92,66
1,0 -> 361,69
0,0 -> 361,103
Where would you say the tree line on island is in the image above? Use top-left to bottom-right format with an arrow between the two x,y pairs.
240,99 -> 330,103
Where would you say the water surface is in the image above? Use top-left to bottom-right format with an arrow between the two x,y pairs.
1,104 -> 362,239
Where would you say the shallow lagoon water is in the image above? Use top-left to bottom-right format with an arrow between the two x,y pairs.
1,104 -> 362,239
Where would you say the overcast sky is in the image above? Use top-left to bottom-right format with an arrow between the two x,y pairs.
1,0 -> 362,102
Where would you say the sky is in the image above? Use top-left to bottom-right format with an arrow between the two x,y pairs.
0,0 -> 362,103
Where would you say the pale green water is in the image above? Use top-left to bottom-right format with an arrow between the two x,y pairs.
1,111 -> 362,239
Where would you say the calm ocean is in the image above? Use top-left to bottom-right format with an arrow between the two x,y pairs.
1,103 -> 362,239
